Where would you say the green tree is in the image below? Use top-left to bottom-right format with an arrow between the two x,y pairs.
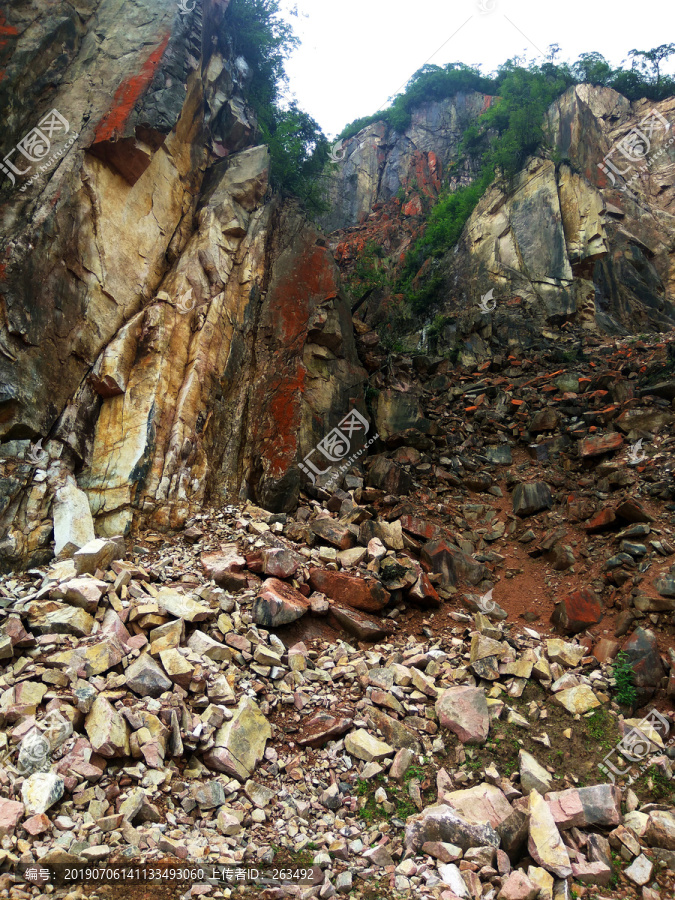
628,44 -> 675,86
225,0 -> 328,211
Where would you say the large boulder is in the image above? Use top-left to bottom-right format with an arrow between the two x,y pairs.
436,686 -> 490,745
405,804 -> 500,854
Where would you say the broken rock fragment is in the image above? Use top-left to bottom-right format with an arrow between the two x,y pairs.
436,685 -> 490,745
252,577 -> 310,627
204,697 -> 271,781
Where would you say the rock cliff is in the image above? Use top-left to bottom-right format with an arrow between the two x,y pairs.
0,0 -> 366,570
323,86 -> 675,351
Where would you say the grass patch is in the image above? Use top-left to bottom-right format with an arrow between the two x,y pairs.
611,652 -> 638,707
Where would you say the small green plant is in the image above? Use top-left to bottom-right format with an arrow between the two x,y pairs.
612,652 -> 638,707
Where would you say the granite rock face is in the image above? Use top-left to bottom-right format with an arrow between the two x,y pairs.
0,0 -> 368,570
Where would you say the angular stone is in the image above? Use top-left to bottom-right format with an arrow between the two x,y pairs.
579,433 -> 623,457
310,517 -> 355,550
0,800 -> 24,837
85,697 -> 130,757
554,685 -> 601,714
206,697 -> 271,780
53,482 -> 96,558
59,576 -> 107,613
527,790 -> 572,878
337,546 -> 367,567
252,578 -> 310,627
73,537 -> 123,575
261,547 -> 299,578
421,841 -> 463,863
126,653 -> 172,697
621,627 -> 665,703
309,568 -> 389,612
159,648 -> 194,688
329,603 -> 394,641
443,784 -> 513,828
437,863 -> 470,898
187,630 -> 231,661
191,781 -> 226,809
436,686 -> 490,745
21,772 -> 65,815
366,707 -> 421,753
645,810 -> 675,850
155,588 -> 212,622
421,538 -> 488,587
624,854 -> 652,885
498,871 -> 539,900
26,602 -> 94,637
545,784 -> 621,830
550,588 -> 602,635
405,804 -> 500,854
512,482 -> 553,517
546,639 -> 586,667
519,749 -> 553,795
497,808 -> 530,859
297,713 -> 353,748
570,860 -> 612,886
345,728 -> 394,762
408,570 -> 441,607
201,545 -> 246,586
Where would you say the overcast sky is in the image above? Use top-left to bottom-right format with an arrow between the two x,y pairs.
277,0 -> 675,137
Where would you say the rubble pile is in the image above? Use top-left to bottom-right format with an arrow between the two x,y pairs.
1,333 -> 675,900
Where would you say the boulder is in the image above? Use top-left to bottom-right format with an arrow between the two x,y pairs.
329,603 -> 394,641
261,547 -> 299,578
0,800 -> 24,837
252,578 -> 310,627
443,783 -> 513,828
550,588 -> 602,634
527,790 -> 572,878
205,697 -> 271,781
421,538 -> 488,587
512,482 -> 553,517
519,749 -> 553,795
21,772 -> 64,816
544,784 -> 621,830
436,686 -> 490,745
309,568 -> 389,612
404,804 -> 500,854
85,697 -> 130,757
621,627 -> 666,704
497,871 -> 539,900
155,588 -> 212,622
310,518 -> 355,550
53,482 -> 96,558
125,653 -> 172,698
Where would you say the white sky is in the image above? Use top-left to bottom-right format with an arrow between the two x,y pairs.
278,0 -> 675,137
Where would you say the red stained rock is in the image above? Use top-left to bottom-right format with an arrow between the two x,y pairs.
408,571 -> 441,608
400,515 -> 442,542
578,433 -> 623,457
551,588 -> 603,634
297,712 -> 353,748
309,568 -> 390,613
421,538 -> 488,587
22,813 -> 51,836
328,604 -> 394,641
593,638 -> 620,664
584,507 -> 616,532
252,578 -> 310,628
309,518 -> 355,550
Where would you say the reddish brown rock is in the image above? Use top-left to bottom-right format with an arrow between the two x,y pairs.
584,507 -> 617,533
297,712 -> 353,748
309,518 -> 355,550
201,545 -> 246,586
593,638 -> 620,663
408,571 -> 441,608
400,515 -> 442,542
551,588 -> 603,634
615,499 -> 654,523
328,604 -> 394,642
578,433 -> 623,457
252,579 -> 310,628
309,568 -> 390,612
421,539 -> 488,587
